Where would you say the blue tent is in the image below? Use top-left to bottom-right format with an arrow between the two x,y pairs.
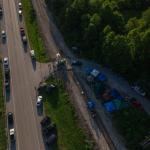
87,100 -> 96,110
97,73 -> 107,81
110,89 -> 120,98
103,101 -> 116,112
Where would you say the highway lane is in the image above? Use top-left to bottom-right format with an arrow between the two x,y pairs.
3,0 -> 45,149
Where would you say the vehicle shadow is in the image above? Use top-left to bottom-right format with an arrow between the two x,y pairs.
37,105 -> 43,116
6,88 -> 10,102
32,59 -> 36,70
10,141 -> 16,150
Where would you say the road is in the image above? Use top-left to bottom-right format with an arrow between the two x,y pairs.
2,0 -> 48,149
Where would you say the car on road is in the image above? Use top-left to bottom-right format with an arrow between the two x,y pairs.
5,79 -> 9,88
30,50 -> 35,59
36,96 -> 43,107
8,112 -> 13,125
22,35 -> 27,45
41,116 -> 51,128
71,60 -> 82,66
18,10 -> 22,16
18,2 -> 22,9
20,27 -> 25,36
3,57 -> 9,71
9,128 -> 15,142
0,6 -> 3,16
1,30 -> 6,39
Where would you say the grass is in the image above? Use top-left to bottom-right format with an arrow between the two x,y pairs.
40,76 -> 93,150
21,0 -> 49,62
0,60 -> 7,150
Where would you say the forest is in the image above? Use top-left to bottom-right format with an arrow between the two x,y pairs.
45,0 -> 150,95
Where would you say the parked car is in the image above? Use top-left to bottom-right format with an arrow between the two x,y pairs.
36,96 -> 43,107
22,35 -> 27,45
41,116 -> 51,128
0,6 -> 3,16
3,57 -> 9,71
20,27 -> 25,36
8,112 -> 13,125
1,30 -> 6,39
18,2 -> 22,9
46,134 -> 57,145
18,10 -> 22,16
9,128 -> 15,142
30,50 -> 35,59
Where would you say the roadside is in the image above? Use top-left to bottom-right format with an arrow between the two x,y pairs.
0,59 -> 7,150
39,76 -> 94,150
21,0 -> 49,62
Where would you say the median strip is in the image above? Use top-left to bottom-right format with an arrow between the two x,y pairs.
21,0 -> 49,62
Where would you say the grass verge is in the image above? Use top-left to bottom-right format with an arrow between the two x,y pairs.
40,76 -> 93,150
22,0 -> 49,62
0,60 -> 7,150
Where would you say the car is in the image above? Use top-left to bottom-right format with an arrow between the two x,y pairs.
22,35 -> 27,44
1,30 -> 6,39
3,57 -> 9,71
20,27 -> 25,36
42,123 -> 56,135
5,79 -> 9,88
41,116 -> 51,127
46,134 -> 57,145
71,60 -> 82,66
0,6 -> 3,16
18,10 -> 22,16
8,112 -> 13,125
9,128 -> 15,142
36,96 -> 43,107
18,2 -> 22,9
30,50 -> 35,59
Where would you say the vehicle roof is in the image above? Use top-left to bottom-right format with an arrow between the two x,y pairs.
10,128 -> 15,135
4,57 -> 8,61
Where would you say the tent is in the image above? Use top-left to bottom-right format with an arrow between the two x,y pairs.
103,101 -> 116,112
110,89 -> 120,98
90,69 -> 100,78
97,73 -> 107,82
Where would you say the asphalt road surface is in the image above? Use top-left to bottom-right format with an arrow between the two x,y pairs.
3,0 -> 45,149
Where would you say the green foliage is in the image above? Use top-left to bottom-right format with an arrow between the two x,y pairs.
113,107 -> 150,150
0,60 -> 7,150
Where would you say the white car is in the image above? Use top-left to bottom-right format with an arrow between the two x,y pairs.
1,30 -> 6,39
30,50 -> 35,59
18,2 -> 22,9
3,57 -> 9,71
36,96 -> 43,107
18,10 -> 22,16
9,128 -> 15,142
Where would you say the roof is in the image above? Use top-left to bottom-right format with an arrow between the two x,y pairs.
90,69 -> 100,77
10,128 -> 15,135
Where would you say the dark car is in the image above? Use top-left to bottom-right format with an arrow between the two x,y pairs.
20,27 -> 25,36
0,7 -> 3,16
43,123 -> 57,136
8,112 -> 13,125
41,116 -> 51,128
71,60 -> 82,66
46,134 -> 57,145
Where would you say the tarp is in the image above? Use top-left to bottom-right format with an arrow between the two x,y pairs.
97,73 -> 107,81
110,89 -> 120,98
90,69 -> 100,77
103,101 -> 116,112
87,100 -> 96,110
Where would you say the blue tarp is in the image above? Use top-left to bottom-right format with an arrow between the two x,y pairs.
97,73 -> 107,81
87,100 -> 96,110
103,101 -> 116,112
110,89 -> 120,98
